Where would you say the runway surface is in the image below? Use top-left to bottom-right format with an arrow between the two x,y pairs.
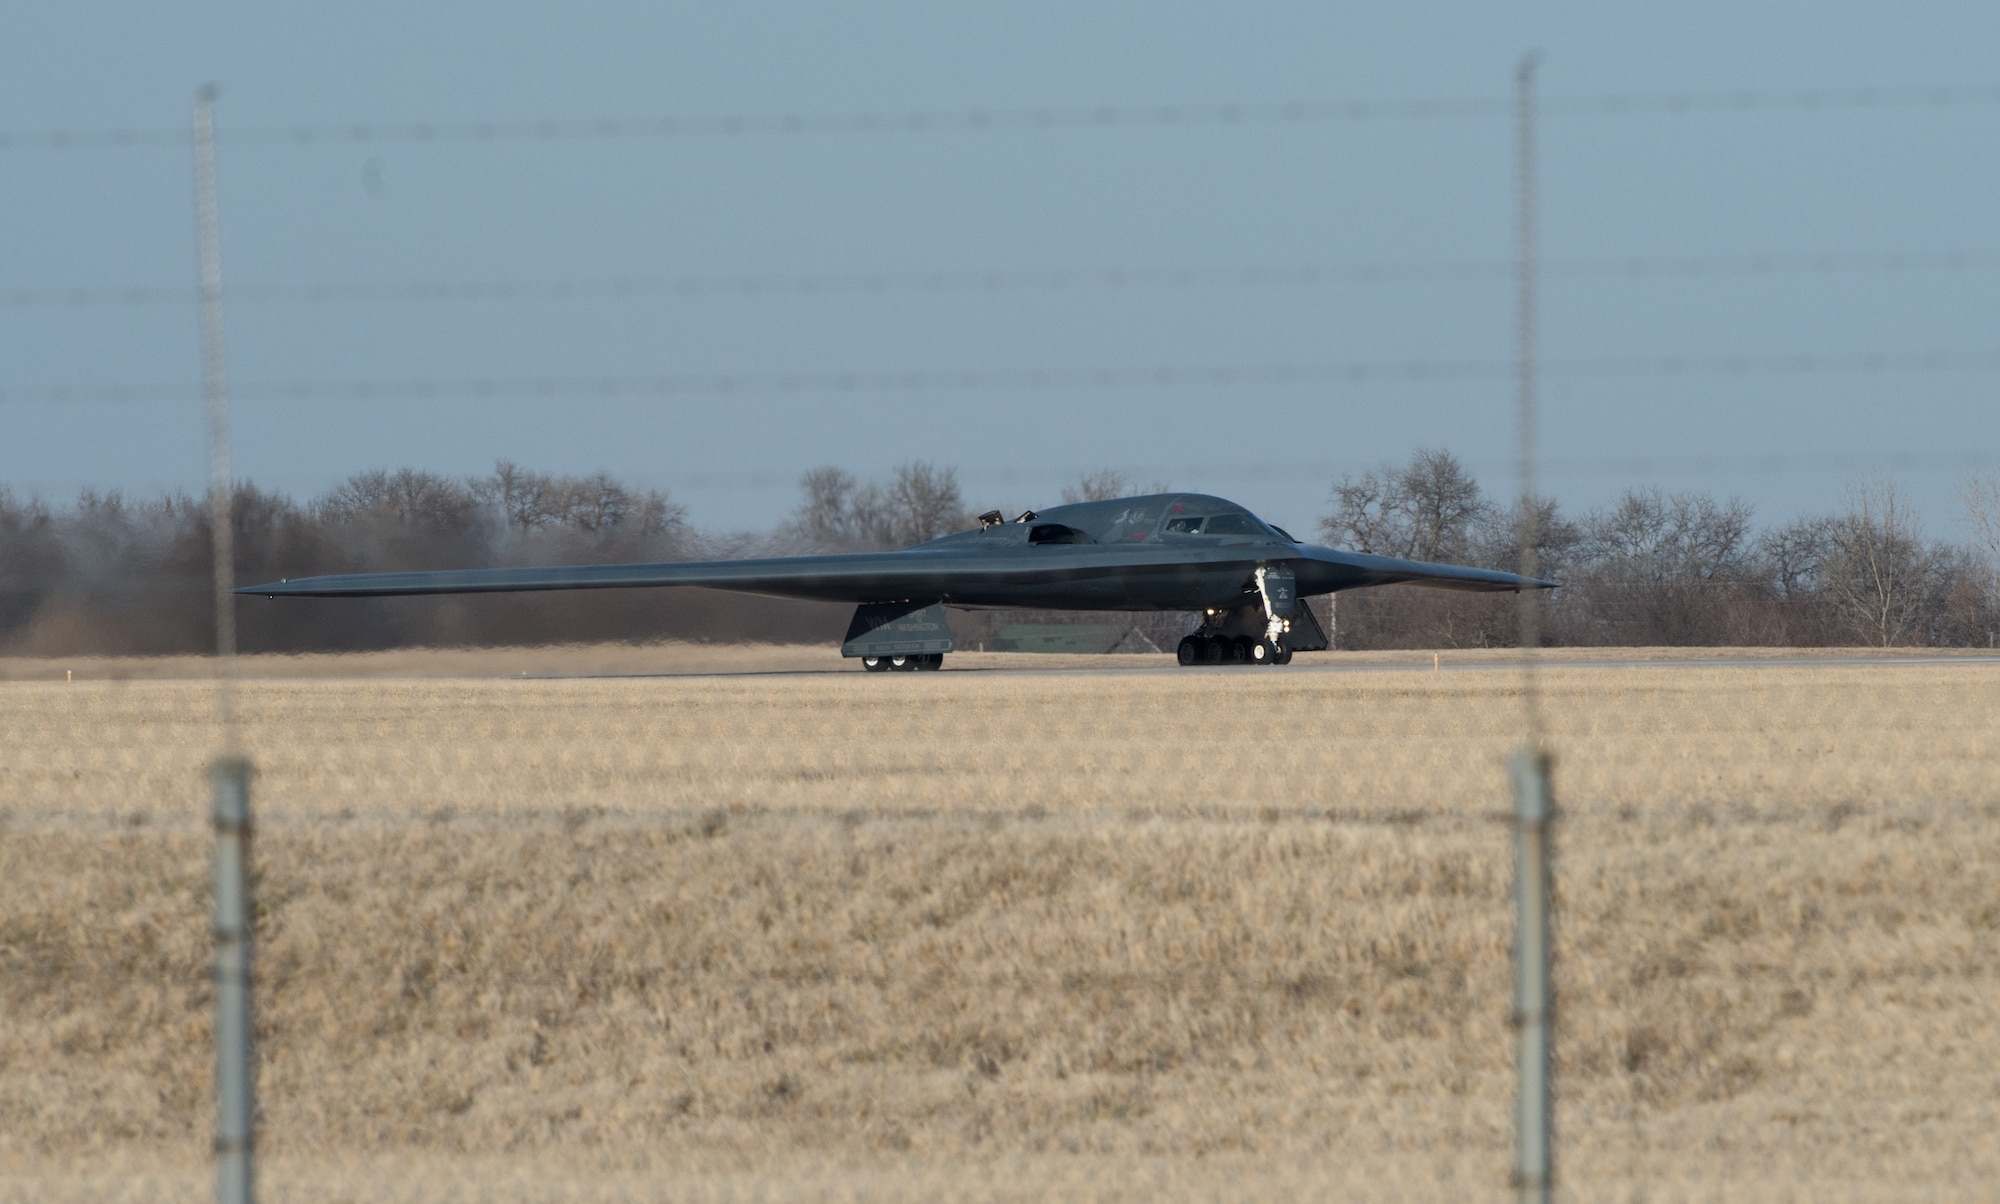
529,651 -> 2000,681
13,644 -> 1999,683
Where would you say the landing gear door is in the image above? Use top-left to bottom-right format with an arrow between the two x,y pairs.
1284,598 -> 1329,651
841,601 -> 955,658
1257,566 -> 1298,617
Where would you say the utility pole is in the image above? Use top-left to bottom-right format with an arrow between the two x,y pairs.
1511,53 -> 1554,1204
194,83 -> 255,1204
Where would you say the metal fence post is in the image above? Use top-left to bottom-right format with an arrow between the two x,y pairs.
1511,746 -> 1554,1204
194,84 -> 252,1204
212,756 -> 255,1204
1511,50 -> 1552,1199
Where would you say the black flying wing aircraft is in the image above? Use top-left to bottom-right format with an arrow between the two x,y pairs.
239,492 -> 1554,669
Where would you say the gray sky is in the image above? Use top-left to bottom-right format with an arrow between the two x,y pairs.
4,2 -> 1998,539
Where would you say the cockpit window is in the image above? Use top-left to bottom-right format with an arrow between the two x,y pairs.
1204,514 -> 1266,536
1162,515 -> 1206,534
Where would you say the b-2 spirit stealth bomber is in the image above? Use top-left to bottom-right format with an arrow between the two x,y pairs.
241,492 -> 1554,670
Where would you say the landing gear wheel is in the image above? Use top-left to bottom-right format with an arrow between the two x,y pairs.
1177,636 -> 1201,666
862,656 -> 889,672
1273,644 -> 1294,665
1228,637 -> 1251,665
889,655 -> 917,672
1202,637 -> 1225,666
917,653 -> 944,670
1249,640 -> 1272,665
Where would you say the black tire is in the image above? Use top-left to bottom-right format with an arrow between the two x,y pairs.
1249,639 -> 1272,665
917,653 -> 944,670
1202,637 -> 1226,665
1228,637 -> 1251,665
1177,636 -> 1201,666
889,655 -> 917,672
1273,644 -> 1294,665
862,656 -> 889,672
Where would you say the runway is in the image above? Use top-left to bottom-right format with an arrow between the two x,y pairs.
525,650 -> 2000,681
12,644 -> 1999,683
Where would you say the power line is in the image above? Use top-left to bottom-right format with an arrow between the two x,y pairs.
9,250 -> 2000,309
607,450 -> 2000,494
6,350 -> 2000,405
1541,83 -> 2000,115
5,453 -> 1993,504
6,84 -> 1998,150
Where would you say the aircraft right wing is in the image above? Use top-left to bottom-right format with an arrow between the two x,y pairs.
1295,546 -> 1558,593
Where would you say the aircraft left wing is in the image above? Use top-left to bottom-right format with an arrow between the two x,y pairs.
237,548 -> 1200,606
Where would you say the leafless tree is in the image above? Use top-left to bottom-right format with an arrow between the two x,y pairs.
1320,471 -> 1398,553
470,461 -> 684,539
1759,516 -> 1835,602
1954,472 -> 2000,646
1061,469 -> 1134,504
877,461 -> 967,547
786,466 -> 863,550
480,460 -> 550,530
0,489 -> 58,629
788,462 -> 966,550
1957,472 -> 2000,577
1320,447 -> 1490,563
1581,489 -> 1754,579
1572,488 -> 1757,644
316,469 -> 478,530
1472,494 -> 1582,579
1398,448 -> 1488,563
1822,479 -> 1943,646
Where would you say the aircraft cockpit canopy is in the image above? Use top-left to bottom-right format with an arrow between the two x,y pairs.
1025,493 -> 1291,545
1161,512 -> 1268,537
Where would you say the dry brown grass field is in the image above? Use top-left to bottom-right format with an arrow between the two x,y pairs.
3,650 -> 1998,1200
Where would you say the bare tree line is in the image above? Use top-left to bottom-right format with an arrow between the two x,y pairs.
0,463 -> 826,655
2,453 -> 1996,656
782,463 -> 970,552
1320,448 -> 2000,650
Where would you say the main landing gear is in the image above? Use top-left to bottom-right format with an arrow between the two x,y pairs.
1175,574 -> 1314,669
861,653 -> 945,672
1176,634 -> 1292,667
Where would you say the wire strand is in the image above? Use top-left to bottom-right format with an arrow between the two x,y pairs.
6,85 -> 1998,150
10,251 -> 2000,309
6,350 -> 2000,405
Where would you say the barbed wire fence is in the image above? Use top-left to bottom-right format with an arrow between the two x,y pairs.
3,74 -> 2000,1204
10,637 -> 1996,1201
